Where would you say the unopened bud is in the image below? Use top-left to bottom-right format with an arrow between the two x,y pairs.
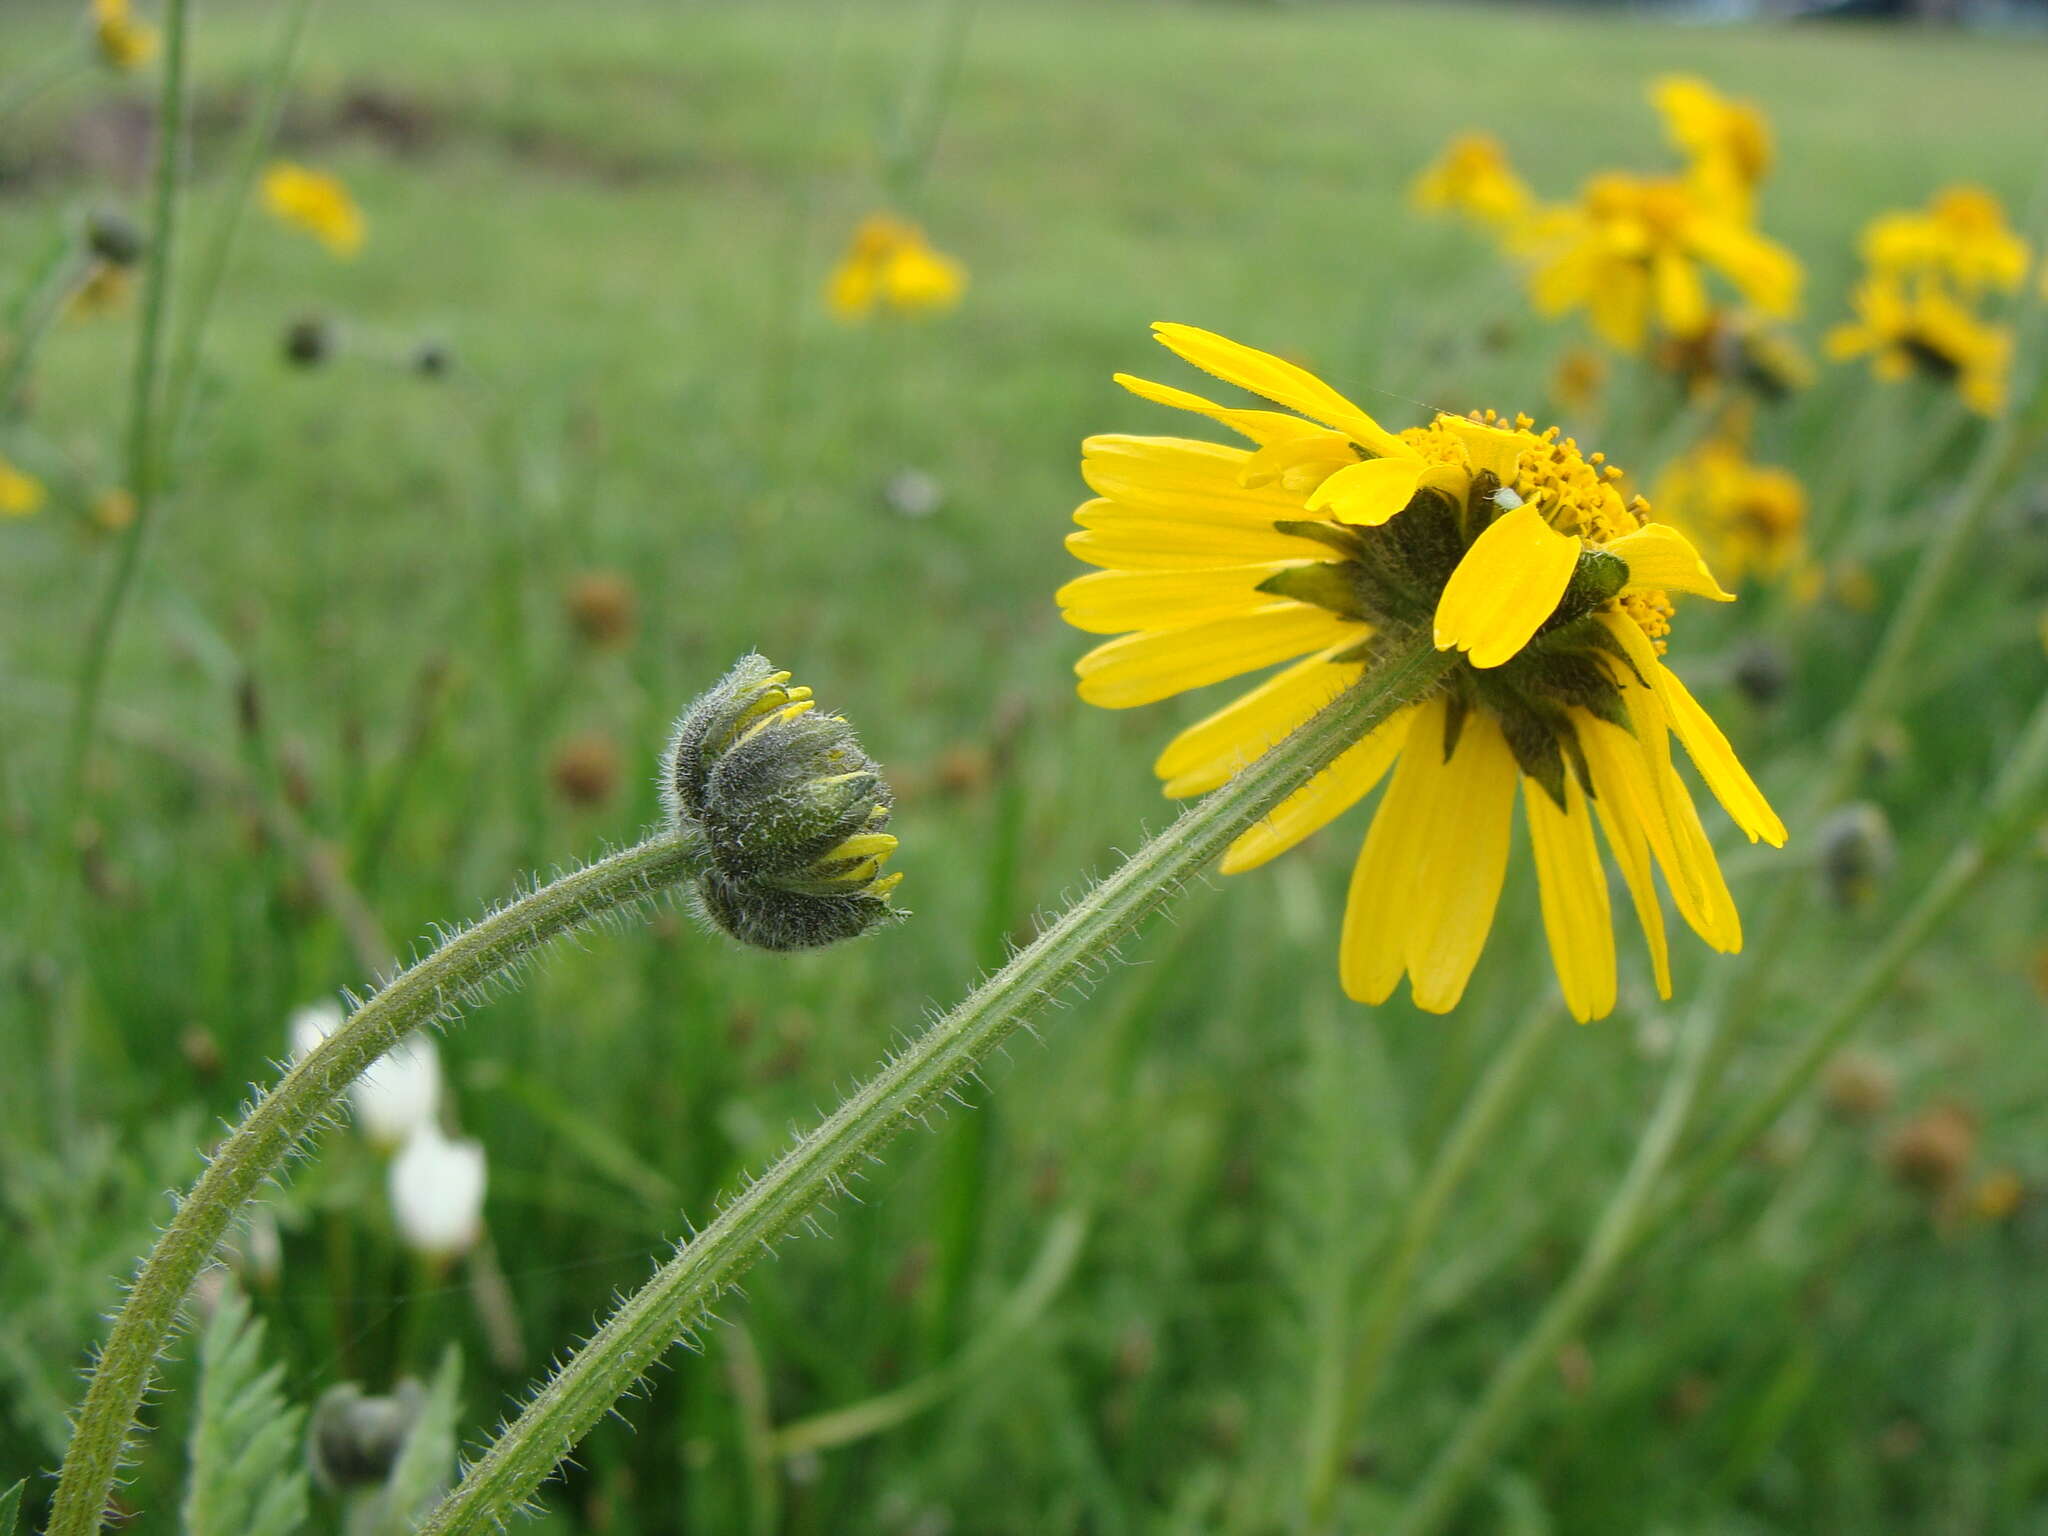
1731,640 -> 1789,708
85,208 -> 146,267
1817,802 -> 1894,911
410,339 -> 453,378
308,1379 -> 426,1492
283,314 -> 336,368
664,654 -> 905,951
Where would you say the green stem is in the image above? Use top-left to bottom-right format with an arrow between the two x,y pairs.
417,639 -> 1456,1536
44,832 -> 707,1536
1302,1003 -> 1558,1524
61,0 -> 190,826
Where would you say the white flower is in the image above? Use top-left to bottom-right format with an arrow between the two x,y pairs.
389,1124 -> 486,1260
288,1000 -> 344,1062
349,1033 -> 442,1151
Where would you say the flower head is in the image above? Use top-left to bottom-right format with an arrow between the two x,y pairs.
1653,308 -> 1814,402
389,1124 -> 486,1260
1863,185 -> 2030,294
0,457 -> 46,518
1826,273 -> 2011,416
1526,172 -> 1800,352
1653,437 -> 1808,586
91,0 -> 157,71
1651,75 -> 1771,219
1060,325 -> 1785,1020
262,163 -> 366,258
665,654 -> 906,951
1410,133 -> 1532,238
289,1003 -> 443,1151
66,263 -> 133,321
826,215 -> 965,321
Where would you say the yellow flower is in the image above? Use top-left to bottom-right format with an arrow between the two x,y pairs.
1826,273 -> 2011,417
1,457 -> 47,518
65,262 -> 133,321
825,215 -> 965,321
1526,173 -> 1801,352
1972,1168 -> 2025,1224
92,0 -> 158,71
1651,75 -> 1772,219
1864,185 -> 2030,294
1654,308 -> 1814,402
1410,133 -> 1532,237
261,163 -> 366,258
1548,347 -> 1607,416
1653,439 -> 1808,587
1060,325 -> 1784,1020
93,488 -> 137,531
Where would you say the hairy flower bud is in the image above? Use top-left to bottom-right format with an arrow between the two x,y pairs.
664,654 -> 905,951
85,208 -> 146,267
308,1379 -> 426,1492
1817,801 -> 1895,912
283,314 -> 336,368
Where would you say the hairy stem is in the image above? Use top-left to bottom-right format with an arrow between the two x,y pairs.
45,832 -> 706,1536
419,639 -> 1456,1536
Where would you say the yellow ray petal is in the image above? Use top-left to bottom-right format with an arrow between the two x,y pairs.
1580,713 -> 1739,953
1433,503 -> 1582,668
1605,523 -> 1735,602
1066,506 -> 1325,571
1584,735 -> 1673,1000
1524,776 -> 1617,1023
1115,375 -> 1329,448
1057,562 -> 1307,634
1241,431 -> 1363,488
1340,698 -> 1446,1005
1155,642 -> 1364,796
1149,323 -> 1411,457
1075,604 -> 1358,710
1082,435 -> 1309,518
1602,614 -> 1785,845
1433,416 -> 1525,484
1402,712 -> 1519,1012
1304,456 -> 1427,526
1221,707 -> 1415,874
1651,248 -> 1710,337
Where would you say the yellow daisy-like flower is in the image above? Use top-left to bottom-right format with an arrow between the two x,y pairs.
825,215 -> 966,321
1060,324 -> 1785,1020
1,457 -> 47,518
1410,133 -> 1533,238
261,163 -> 366,259
1863,185 -> 2030,294
1653,438 -> 1808,587
1651,75 -> 1772,220
91,0 -> 158,71
1526,173 -> 1801,353
1826,273 -> 2011,417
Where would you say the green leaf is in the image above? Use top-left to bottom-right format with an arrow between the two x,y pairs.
1,1478 -> 25,1536
181,1286 -> 309,1536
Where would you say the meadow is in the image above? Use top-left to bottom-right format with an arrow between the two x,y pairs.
3,0 -> 2047,1531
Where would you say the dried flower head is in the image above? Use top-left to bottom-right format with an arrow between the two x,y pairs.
550,732 -> 623,809
564,570 -> 639,649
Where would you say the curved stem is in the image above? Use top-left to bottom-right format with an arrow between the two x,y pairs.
62,0 -> 189,825
45,832 -> 706,1536
1302,1002 -> 1558,1524
418,639 -> 1456,1536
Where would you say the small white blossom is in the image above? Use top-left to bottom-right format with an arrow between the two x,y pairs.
389,1124 -> 486,1260
287,1000 -> 344,1062
349,1033 -> 442,1151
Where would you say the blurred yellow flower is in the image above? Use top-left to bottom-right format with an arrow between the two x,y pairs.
1527,173 -> 1801,352
1548,346 -> 1607,415
1060,323 -> 1782,1021
92,0 -> 158,71
1655,309 -> 1814,402
1827,273 -> 2011,417
93,488 -> 137,531
65,262 -> 133,321
262,163 -> 366,258
1973,1168 -> 2025,1223
1,457 -> 47,518
826,215 -> 965,321
1654,438 -> 1808,586
1864,185 -> 2030,294
1410,133 -> 1532,237
1651,75 -> 1771,219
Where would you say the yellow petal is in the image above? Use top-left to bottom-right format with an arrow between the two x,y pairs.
1155,643 -> 1364,796
1149,323 -> 1411,457
1583,730 -> 1673,1000
1651,248 -> 1710,337
1241,431 -> 1362,488
1601,613 -> 1785,846
1580,713 -> 1739,954
1220,707 -> 1415,874
1075,604 -> 1358,710
1605,523 -> 1735,602
1081,436 -> 1305,519
1433,503 -> 1581,668
1057,563 -> 1305,635
1115,375 -> 1332,449
1524,776 -> 1617,1023
1340,698 -> 1445,1005
1433,416 -> 1525,484
1305,457 -> 1427,526
1067,505 -> 1324,571
1401,712 -> 1519,1012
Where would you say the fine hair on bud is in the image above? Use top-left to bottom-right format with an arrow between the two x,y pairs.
663,653 -> 906,951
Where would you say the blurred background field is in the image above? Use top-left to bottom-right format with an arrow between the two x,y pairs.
3,1 -> 2047,1531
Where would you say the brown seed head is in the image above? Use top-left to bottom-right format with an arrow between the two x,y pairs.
564,570 -> 638,650
1885,1101 -> 1977,1196
549,732 -> 622,808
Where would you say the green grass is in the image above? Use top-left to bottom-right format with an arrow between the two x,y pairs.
4,1 -> 2048,1531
